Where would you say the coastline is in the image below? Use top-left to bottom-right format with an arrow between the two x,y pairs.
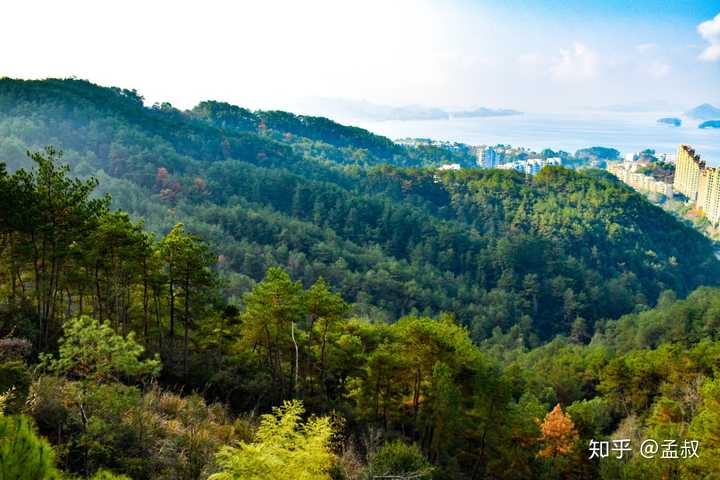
349,111 -> 720,166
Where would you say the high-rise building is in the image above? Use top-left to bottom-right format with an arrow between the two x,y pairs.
673,145 -> 705,201
480,147 -> 497,168
672,144 -> 720,227
607,163 -> 673,197
698,167 -> 720,227
497,157 -> 562,176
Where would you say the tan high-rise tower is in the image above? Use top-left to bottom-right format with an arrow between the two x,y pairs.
673,145 -> 720,227
698,167 -> 720,227
673,145 -> 705,202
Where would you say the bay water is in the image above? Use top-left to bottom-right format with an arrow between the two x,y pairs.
351,111 -> 720,166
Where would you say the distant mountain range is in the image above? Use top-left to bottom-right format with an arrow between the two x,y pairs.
700,120 -> 720,129
657,117 -> 681,127
685,103 -> 720,121
295,97 -> 522,121
451,107 -> 521,119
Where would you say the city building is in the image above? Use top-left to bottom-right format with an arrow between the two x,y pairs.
607,163 -> 673,197
438,163 -> 461,171
698,167 -> 720,226
497,162 -> 524,173
672,144 -> 720,228
673,145 -> 705,202
497,157 -> 562,175
479,146 -> 497,168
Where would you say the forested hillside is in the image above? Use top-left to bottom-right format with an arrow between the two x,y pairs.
0,78 -> 716,343
1,78 -> 720,479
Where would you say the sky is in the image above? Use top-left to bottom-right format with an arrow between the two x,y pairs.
1,0 -> 719,113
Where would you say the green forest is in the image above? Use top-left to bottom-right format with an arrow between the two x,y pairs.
1,78 -> 720,479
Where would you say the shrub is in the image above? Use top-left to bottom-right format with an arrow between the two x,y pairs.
365,440 -> 434,480
0,360 -> 31,413
0,337 -> 32,362
210,400 -> 337,480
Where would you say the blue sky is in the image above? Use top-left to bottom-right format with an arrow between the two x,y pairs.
1,0 -> 718,112
419,0 -> 720,111
480,0 -> 717,21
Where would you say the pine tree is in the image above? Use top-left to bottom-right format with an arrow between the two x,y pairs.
0,415 -> 61,480
240,268 -> 304,400
537,404 -> 578,459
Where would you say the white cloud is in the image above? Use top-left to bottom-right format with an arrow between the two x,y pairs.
550,43 -> 599,81
698,13 -> 720,62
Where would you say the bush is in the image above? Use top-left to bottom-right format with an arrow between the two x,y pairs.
40,315 -> 161,383
366,440 -> 434,480
89,471 -> 132,480
0,337 -> 32,362
25,376 -> 77,439
210,399 -> 336,480
0,360 -> 31,413
0,307 -> 40,344
26,377 -> 244,479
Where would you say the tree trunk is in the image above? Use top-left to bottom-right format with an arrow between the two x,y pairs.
94,262 -> 102,321
169,279 -> 175,337
183,271 -> 190,380
291,321 -> 299,394
142,261 -> 149,343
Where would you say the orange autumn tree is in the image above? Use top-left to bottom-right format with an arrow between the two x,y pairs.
537,404 -> 579,459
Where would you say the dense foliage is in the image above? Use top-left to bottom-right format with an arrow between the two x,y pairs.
1,78 -> 717,344
1,78 -> 719,479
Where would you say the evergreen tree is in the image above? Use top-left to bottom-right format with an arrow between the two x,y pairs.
0,415 -> 62,480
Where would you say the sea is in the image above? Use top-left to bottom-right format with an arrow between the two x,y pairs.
349,111 -> 720,166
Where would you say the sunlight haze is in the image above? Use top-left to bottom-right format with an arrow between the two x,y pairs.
1,0 -> 719,113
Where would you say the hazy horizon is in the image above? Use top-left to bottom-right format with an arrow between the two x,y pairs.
2,0 -> 719,114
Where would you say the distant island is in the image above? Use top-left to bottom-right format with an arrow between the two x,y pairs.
451,107 -> 522,118
657,117 -> 681,127
295,97 -> 522,121
686,103 -> 720,120
574,146 -> 621,161
699,120 -> 720,129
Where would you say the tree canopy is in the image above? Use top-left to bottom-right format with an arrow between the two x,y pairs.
0,78 -> 719,479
